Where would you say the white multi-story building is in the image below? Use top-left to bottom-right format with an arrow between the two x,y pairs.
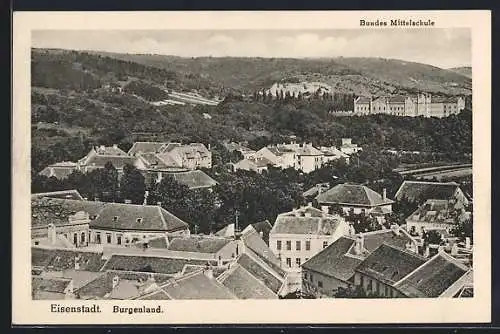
269,205 -> 350,291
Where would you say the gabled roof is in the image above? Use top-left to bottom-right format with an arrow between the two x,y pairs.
302,236 -> 362,282
394,252 -> 470,298
215,223 -> 235,238
101,254 -> 215,275
355,243 -> 426,286
32,190 -> 84,201
32,276 -> 72,294
251,220 -> 273,244
302,183 -> 331,198
315,183 -> 394,207
166,170 -> 217,189
128,142 -> 167,156
93,145 -> 128,156
356,97 -> 371,104
236,253 -> 284,294
84,155 -> 138,170
90,202 -> 188,232
319,146 -> 349,158
220,265 -> 277,299
271,206 -> 345,235
137,152 -> 170,169
39,166 -> 77,179
387,96 -> 406,103
40,269 -> 103,290
394,181 -> 460,202
241,226 -> 283,275
360,228 -> 417,253
407,199 -> 457,224
167,236 -> 231,254
31,197 -> 93,228
76,270 -> 172,300
31,247 -> 106,272
160,271 -> 237,300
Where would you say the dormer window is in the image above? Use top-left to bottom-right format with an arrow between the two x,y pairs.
137,218 -> 143,223
113,216 -> 119,221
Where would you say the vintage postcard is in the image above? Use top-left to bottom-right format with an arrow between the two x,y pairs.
12,10 -> 491,324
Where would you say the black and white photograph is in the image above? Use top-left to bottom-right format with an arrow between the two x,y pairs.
12,11 -> 491,324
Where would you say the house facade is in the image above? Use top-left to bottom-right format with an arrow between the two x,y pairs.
353,94 -> 466,118
269,206 -> 350,273
315,183 -> 394,216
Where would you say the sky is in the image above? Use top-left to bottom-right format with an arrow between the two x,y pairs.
32,29 -> 471,69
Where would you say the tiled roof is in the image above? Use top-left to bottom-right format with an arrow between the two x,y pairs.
271,207 -> 344,235
316,183 -> 394,206
137,153 -> 170,169
394,252 -> 469,298
101,254 -> 213,275
361,228 -> 416,253
137,289 -> 172,300
251,220 -> 273,244
241,227 -> 283,276
250,157 -> 273,168
356,244 -> 426,286
394,181 -> 460,202
167,236 -> 231,254
161,271 -> 237,300
39,166 -> 77,179
32,198 -> 106,223
32,190 -> 84,201
128,142 -> 167,156
31,197 -> 94,227
94,146 -> 128,156
319,146 -> 349,158
407,199 -> 455,224
303,183 -> 331,198
237,254 -> 282,293
387,96 -> 406,103
76,271 -> 169,300
85,155 -> 138,170
221,265 -> 277,299
32,276 -> 71,294
90,202 -> 188,232
356,97 -> 371,104
41,269 -> 103,290
166,170 -> 217,189
32,247 -> 106,272
302,237 -> 363,282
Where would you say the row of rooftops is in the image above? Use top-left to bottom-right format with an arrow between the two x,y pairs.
302,233 -> 472,298
355,95 -> 465,105
32,222 -> 288,300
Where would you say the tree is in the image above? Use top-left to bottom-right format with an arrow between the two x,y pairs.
450,212 -> 473,243
119,164 -> 146,204
423,229 -> 444,246
334,284 -> 367,298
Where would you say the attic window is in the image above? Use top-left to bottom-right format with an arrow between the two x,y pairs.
113,216 -> 119,221
137,218 -> 143,223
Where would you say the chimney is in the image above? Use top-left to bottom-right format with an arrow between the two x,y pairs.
451,243 -> 459,256
321,206 -> 329,214
390,224 -> 400,236
424,245 -> 430,258
465,237 -> 471,250
203,266 -> 214,279
113,144 -> 118,149
382,188 -> 387,200
259,231 -> 264,239
349,224 -> 356,236
74,255 -> 80,270
304,212 -> 311,217
207,143 -> 211,151
354,235 -> 364,255
217,255 -> 223,267
157,201 -> 162,207
307,202 -> 312,207
48,224 -> 57,245
112,275 -> 120,289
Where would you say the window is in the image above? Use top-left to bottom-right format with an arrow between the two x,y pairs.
286,258 -> 292,268
96,233 -> 101,244
376,281 -> 380,295
360,275 -> 364,286
81,232 -> 86,244
295,258 -> 301,267
385,285 -> 389,296
286,240 -> 292,251
323,241 -> 328,249
310,273 -> 314,282
296,241 -> 301,251
305,240 -> 311,251
304,272 -> 308,280
106,233 -> 112,244
276,240 -> 282,250
305,258 -> 309,262
73,233 -> 78,245
117,235 -> 122,245
318,281 -> 323,288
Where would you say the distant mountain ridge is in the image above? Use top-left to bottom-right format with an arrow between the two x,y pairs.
447,66 -> 472,79
81,51 -> 470,97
